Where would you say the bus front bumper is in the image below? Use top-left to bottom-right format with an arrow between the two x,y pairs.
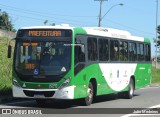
12,85 -> 75,99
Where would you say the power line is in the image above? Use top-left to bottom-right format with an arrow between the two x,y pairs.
9,13 -> 45,21
0,4 -> 97,25
0,3 -> 97,18
0,3 -> 155,36
102,19 -> 155,36
8,12 -> 97,27
9,11 -> 155,36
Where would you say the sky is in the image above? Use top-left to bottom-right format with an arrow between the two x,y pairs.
0,0 -> 160,56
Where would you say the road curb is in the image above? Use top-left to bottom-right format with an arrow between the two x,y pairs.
150,83 -> 160,87
0,96 -> 13,103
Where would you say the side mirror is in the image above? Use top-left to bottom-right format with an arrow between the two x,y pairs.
7,38 -> 15,58
8,45 -> 12,58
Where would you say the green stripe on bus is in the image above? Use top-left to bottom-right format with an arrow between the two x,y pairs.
144,38 -> 150,43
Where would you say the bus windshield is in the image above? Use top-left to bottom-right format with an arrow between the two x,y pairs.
15,41 -> 71,76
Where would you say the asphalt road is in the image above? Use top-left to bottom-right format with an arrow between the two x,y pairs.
0,86 -> 160,117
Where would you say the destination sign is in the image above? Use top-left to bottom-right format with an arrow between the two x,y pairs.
17,29 -> 72,37
28,31 -> 61,37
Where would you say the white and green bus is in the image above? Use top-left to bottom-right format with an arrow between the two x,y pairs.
8,25 -> 151,106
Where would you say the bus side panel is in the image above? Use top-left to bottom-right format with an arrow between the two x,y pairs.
73,63 -> 151,99
99,63 -> 137,93
72,69 -> 88,99
73,64 -> 100,99
134,63 -> 151,89
73,64 -> 117,99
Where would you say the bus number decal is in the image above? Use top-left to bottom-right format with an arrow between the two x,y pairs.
25,63 -> 35,70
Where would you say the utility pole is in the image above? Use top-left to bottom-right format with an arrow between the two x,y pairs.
95,0 -> 123,27
155,0 -> 159,68
98,0 -> 103,27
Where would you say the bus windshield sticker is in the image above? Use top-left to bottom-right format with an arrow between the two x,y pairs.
34,69 -> 39,75
61,67 -> 66,72
21,56 -> 31,61
36,47 -> 41,53
23,42 -> 38,46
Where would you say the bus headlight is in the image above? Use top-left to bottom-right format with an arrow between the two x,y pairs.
13,78 -> 21,87
58,78 -> 71,89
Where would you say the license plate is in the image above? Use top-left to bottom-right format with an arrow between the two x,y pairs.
34,94 -> 44,98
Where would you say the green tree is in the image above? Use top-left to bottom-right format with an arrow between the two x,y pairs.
0,10 -> 16,32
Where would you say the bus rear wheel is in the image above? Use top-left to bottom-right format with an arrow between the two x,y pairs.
125,78 -> 134,99
84,82 -> 94,106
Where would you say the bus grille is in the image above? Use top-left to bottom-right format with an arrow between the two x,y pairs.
23,90 -> 55,97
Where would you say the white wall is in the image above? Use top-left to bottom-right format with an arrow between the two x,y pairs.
0,29 -> 16,39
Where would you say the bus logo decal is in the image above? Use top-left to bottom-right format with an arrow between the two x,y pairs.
109,69 -> 112,79
61,67 -> 66,72
22,83 -> 26,88
117,70 -> 119,78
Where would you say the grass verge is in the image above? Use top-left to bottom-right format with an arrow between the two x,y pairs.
0,37 -> 13,96
151,66 -> 160,84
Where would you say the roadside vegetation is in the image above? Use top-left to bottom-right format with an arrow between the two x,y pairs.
0,37 -> 13,96
151,66 -> 160,83
0,10 -> 16,96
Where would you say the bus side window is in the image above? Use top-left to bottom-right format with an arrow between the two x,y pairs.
137,43 -> 144,61
140,44 -> 144,61
120,41 -> 128,61
75,45 -> 85,65
137,43 -> 140,61
129,42 -> 137,61
87,37 -> 97,61
110,40 -> 119,61
98,38 -> 109,61
145,44 -> 151,61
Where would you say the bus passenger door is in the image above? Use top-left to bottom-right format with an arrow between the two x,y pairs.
74,35 -> 87,98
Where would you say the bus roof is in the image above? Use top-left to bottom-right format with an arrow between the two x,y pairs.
83,27 -> 150,43
19,25 -> 74,30
18,25 -> 150,43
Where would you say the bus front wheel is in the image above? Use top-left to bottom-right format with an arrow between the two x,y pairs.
84,82 -> 94,106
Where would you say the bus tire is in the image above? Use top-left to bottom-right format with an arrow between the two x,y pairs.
84,82 -> 94,106
36,99 -> 47,107
125,78 -> 134,99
